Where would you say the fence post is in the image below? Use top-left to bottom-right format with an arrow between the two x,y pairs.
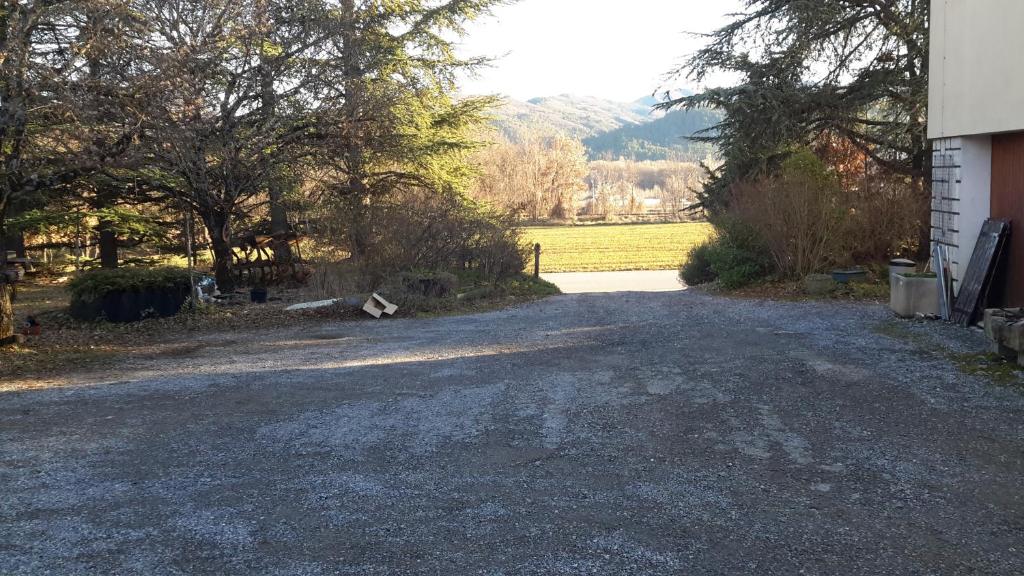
533,243 -> 541,278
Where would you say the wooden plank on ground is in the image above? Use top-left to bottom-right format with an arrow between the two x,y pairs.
952,218 -> 1012,326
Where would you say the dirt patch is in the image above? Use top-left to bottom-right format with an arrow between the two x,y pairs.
2,275 -> 557,384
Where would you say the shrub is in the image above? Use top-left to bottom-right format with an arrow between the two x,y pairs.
681,218 -> 773,289
729,150 -> 844,279
728,148 -> 924,279
706,228 -> 773,289
837,171 -> 925,265
467,212 -> 530,280
396,270 -> 459,298
301,259 -> 363,302
68,267 -> 192,302
681,242 -> 716,286
332,189 -> 528,285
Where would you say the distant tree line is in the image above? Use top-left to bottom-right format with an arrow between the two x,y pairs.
471,135 -> 589,221
584,160 -> 703,219
470,135 -> 703,222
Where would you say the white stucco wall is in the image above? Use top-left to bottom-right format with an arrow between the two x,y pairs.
931,136 -> 991,292
928,0 -> 1024,139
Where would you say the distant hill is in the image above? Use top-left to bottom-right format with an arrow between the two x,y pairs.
489,94 -> 654,142
584,108 -> 721,162
487,93 -> 720,162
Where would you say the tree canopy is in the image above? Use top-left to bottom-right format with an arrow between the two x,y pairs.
660,0 -> 929,213
0,0 -> 508,338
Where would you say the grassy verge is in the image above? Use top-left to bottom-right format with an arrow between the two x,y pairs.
414,274 -> 560,318
873,321 -> 1024,389
705,278 -> 891,303
951,353 -> 1023,388
523,222 -> 714,273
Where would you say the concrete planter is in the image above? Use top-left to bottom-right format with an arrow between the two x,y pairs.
889,273 -> 940,318
803,274 -> 836,296
984,309 -> 1024,364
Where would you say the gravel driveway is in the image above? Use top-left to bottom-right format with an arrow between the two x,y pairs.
2,290 -> 1023,575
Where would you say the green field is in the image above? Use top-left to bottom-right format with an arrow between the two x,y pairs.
523,223 -> 715,273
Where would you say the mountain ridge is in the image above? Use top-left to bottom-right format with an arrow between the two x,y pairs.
486,93 -> 719,162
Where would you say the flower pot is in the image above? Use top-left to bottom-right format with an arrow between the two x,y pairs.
250,287 -> 268,304
803,273 -> 836,296
831,268 -> 868,284
890,273 -> 939,318
70,285 -> 190,323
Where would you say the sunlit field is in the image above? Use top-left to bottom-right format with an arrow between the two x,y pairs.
523,222 -> 715,273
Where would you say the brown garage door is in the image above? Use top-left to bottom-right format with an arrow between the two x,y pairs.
991,132 -> 1024,306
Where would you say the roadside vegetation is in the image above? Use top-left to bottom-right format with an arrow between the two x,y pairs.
0,0 -> 559,366
670,1 -> 929,296
5,268 -> 557,382
681,150 -> 920,295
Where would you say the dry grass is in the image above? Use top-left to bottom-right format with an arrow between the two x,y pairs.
709,279 -> 890,303
1,280 -> 322,384
523,222 -> 714,273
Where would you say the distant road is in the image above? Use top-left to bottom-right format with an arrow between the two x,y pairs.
542,270 -> 685,293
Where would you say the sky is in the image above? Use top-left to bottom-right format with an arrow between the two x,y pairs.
456,0 -> 745,102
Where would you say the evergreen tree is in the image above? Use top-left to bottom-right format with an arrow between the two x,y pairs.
661,0 -> 930,225
1,1 -> 148,340
328,0 -> 505,260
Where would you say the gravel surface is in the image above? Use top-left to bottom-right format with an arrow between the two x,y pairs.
2,290 -> 1023,575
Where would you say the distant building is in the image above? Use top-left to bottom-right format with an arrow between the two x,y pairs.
929,0 -> 1024,304
642,198 -> 662,213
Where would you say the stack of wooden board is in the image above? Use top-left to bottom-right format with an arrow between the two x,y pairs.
952,219 -> 1012,326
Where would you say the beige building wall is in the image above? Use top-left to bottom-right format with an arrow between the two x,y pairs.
928,0 -> 1024,139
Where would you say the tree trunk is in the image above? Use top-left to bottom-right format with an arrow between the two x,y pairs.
2,229 -> 26,260
0,194 -> 13,343
339,0 -> 372,262
201,209 -> 236,293
257,34 -> 294,267
0,276 -> 14,343
14,232 -> 25,259
345,191 -> 372,260
98,218 -> 119,268
0,207 -> 8,268
268,182 -> 293,264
